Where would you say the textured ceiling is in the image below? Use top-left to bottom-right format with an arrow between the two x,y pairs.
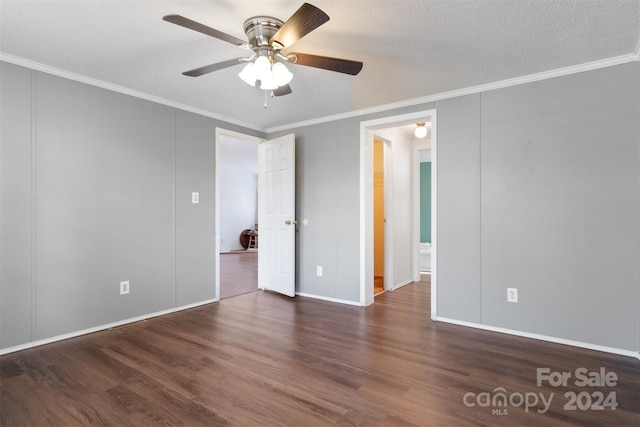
1,1 -> 639,131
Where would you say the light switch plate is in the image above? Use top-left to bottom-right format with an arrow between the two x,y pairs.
120,281 -> 130,295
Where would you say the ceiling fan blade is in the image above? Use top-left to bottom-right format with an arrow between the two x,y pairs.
288,52 -> 363,75
269,3 -> 329,49
182,58 -> 246,77
163,14 -> 251,49
273,84 -> 293,96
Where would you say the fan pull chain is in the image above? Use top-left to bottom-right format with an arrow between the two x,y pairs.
263,90 -> 276,109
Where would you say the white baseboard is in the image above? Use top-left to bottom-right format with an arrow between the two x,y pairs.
296,292 -> 362,306
436,316 -> 640,361
0,299 -> 217,356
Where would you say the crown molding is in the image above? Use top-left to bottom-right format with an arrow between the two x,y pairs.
0,53 -> 266,133
3,51 -> 636,136
267,52 -> 639,134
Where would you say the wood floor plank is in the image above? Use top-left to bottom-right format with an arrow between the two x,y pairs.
219,251 -> 258,299
1,281 -> 638,426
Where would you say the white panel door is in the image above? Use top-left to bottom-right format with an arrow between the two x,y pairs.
258,133 -> 295,297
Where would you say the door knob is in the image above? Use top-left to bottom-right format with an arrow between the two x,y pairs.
285,220 -> 298,225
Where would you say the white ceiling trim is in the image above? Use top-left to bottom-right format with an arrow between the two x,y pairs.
0,52 -> 266,133
267,52 -> 639,134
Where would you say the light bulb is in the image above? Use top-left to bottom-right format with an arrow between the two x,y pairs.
272,62 -> 293,87
254,56 -> 272,82
415,123 -> 428,139
238,62 -> 257,86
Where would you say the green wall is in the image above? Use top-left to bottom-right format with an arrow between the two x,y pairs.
420,162 -> 431,243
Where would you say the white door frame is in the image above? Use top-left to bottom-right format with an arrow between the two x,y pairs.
359,109 -> 437,319
214,127 -> 264,301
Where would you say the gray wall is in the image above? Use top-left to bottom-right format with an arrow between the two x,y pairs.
479,65 -> 639,349
1,61 -> 33,346
175,110 -> 220,307
272,120 -> 361,302
0,61 -> 263,349
34,72 -> 175,338
271,62 -> 639,352
435,93 -> 482,322
2,59 -> 638,353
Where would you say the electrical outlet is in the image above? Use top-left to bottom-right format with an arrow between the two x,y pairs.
316,266 -> 323,277
507,288 -> 518,303
120,281 -> 130,295
192,192 -> 199,204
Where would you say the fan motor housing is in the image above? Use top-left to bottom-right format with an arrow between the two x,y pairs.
243,16 -> 283,47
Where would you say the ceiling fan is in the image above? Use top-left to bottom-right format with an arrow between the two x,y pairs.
163,3 -> 363,97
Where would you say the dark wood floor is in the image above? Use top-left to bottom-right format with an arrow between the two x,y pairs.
1,280 -> 638,426
219,251 -> 258,299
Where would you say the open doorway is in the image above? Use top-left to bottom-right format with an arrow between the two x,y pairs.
215,128 -> 263,300
360,109 -> 437,316
215,130 -> 297,300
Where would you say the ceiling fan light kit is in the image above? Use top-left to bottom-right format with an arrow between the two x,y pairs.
163,3 -> 362,101
238,52 -> 294,90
